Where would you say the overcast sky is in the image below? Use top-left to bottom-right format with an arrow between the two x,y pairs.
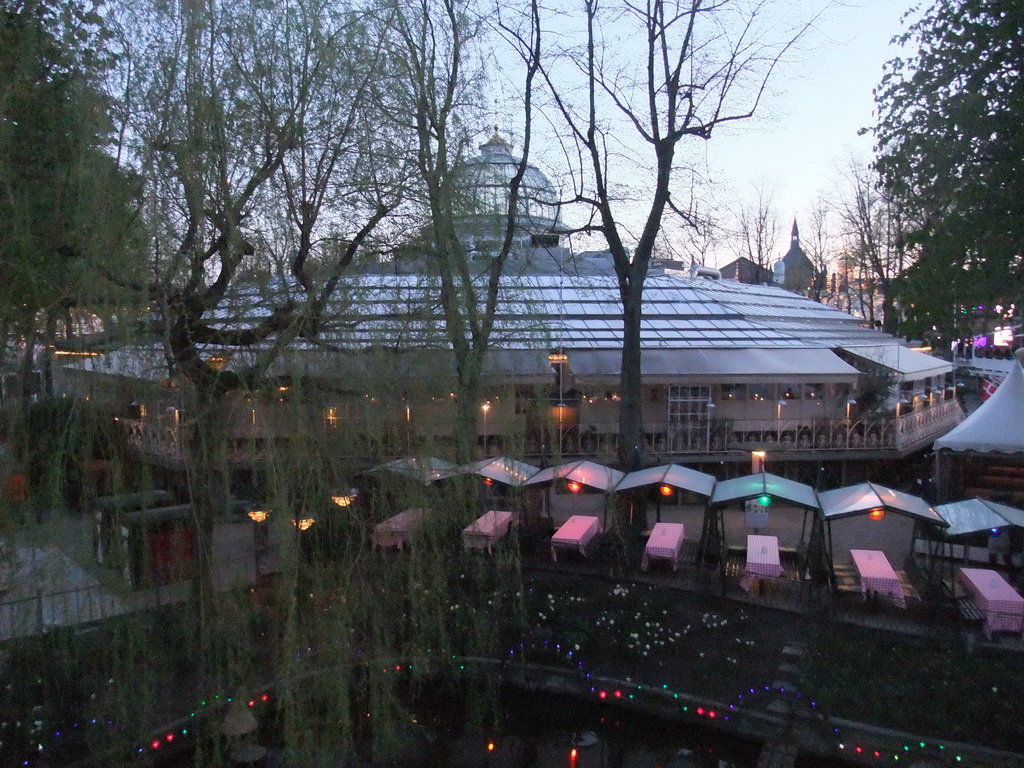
702,0 -> 918,258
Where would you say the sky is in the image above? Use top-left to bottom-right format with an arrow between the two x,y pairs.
703,0 -> 918,255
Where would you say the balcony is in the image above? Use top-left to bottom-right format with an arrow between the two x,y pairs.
541,398 -> 965,461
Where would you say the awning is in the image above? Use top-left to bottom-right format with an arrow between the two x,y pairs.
817,481 -> 947,526
524,459 -> 624,491
367,456 -> 459,485
934,498 -> 1024,537
840,345 -> 951,379
709,471 -> 819,510
615,464 -> 716,498
567,348 -> 859,380
460,456 -> 540,487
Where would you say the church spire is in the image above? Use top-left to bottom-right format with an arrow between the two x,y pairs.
791,218 -> 800,246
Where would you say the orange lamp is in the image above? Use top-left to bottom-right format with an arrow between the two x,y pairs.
868,508 -> 885,520
659,484 -> 674,496
567,481 -> 581,493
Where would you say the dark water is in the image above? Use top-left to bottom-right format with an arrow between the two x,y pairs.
151,684 -> 853,768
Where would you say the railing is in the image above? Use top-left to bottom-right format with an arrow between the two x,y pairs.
540,399 -> 964,458
121,398 -> 964,464
0,585 -> 127,641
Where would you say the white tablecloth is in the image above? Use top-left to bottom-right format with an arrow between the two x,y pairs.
851,549 -> 906,609
959,567 -> 1024,637
550,515 -> 600,561
642,523 -> 685,571
372,508 -> 426,550
462,510 -> 513,554
741,534 -> 781,592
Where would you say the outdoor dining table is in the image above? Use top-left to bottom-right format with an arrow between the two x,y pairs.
550,515 -> 600,562
462,510 -> 514,554
958,567 -> 1024,638
741,534 -> 782,592
372,508 -> 426,550
641,522 -> 685,572
850,549 -> 906,609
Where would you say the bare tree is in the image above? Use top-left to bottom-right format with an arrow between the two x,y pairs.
804,193 -> 835,303
731,178 -> 781,273
541,0 -> 817,467
373,0 -> 542,461
834,157 -> 909,334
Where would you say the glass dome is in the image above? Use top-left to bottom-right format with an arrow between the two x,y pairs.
461,129 -> 564,236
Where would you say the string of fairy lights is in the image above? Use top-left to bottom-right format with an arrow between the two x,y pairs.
8,644 -> 970,766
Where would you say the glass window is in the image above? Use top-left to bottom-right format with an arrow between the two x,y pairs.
804,383 -> 824,400
721,383 -> 746,401
749,383 -> 772,402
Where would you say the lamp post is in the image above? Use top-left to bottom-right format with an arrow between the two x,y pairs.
481,400 -> 491,454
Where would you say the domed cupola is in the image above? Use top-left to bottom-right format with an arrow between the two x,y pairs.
459,127 -> 566,252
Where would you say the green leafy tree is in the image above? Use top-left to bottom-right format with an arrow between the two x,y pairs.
0,0 -> 141,401
873,0 -> 1024,339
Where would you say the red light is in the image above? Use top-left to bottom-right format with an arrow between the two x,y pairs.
708,710 -> 716,718
152,740 -> 161,749
659,484 -> 673,496
569,747 -> 578,767
598,690 -> 607,699
483,477 -> 494,486
567,481 -> 581,493
855,746 -> 863,754
696,707 -> 704,715
613,690 -> 621,698
873,751 -> 880,757
166,733 -> 174,742
868,508 -> 885,520
248,700 -> 255,707
261,694 -> 268,701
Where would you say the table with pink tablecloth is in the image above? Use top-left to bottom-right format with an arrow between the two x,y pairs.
372,508 -> 426,550
550,515 -> 600,562
463,510 -> 514,554
642,522 -> 685,572
851,549 -> 906,608
741,534 -> 782,592
958,567 -> 1024,637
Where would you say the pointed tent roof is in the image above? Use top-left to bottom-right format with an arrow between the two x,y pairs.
461,456 -> 540,487
934,498 -> 1024,537
615,463 -> 716,498
708,471 -> 818,510
817,481 -> 947,526
934,350 -> 1024,454
368,456 -> 459,485
524,459 -> 624,492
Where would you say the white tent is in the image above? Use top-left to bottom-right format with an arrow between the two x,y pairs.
524,459 -> 624,492
934,498 -> 1024,537
615,463 -> 716,498
817,481 -> 947,527
708,471 -> 818,510
460,456 -> 540,487
934,350 -> 1024,454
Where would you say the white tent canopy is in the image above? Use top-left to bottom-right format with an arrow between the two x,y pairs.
460,456 -> 540,487
934,498 -> 1024,537
524,459 -> 624,492
615,463 -> 716,498
368,456 -> 459,485
934,351 -> 1024,454
709,471 -> 818,510
817,481 -> 947,526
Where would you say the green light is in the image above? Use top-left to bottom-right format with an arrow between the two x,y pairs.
757,494 -> 772,507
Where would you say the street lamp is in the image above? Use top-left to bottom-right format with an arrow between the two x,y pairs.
481,400 -> 491,453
